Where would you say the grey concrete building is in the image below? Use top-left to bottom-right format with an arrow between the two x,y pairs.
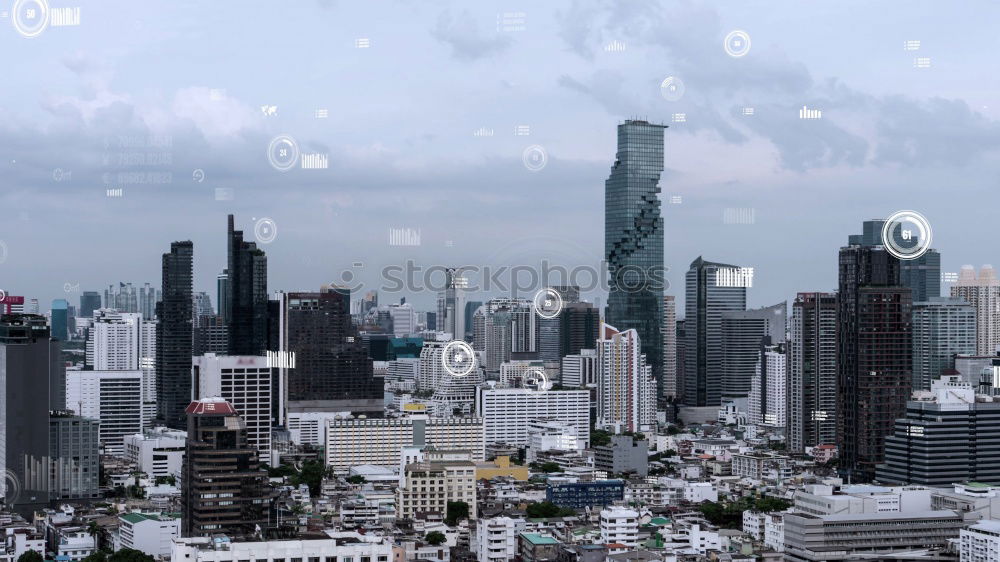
49,413 -> 100,501
593,435 -> 649,477
783,509 -> 965,561
911,297 -> 976,391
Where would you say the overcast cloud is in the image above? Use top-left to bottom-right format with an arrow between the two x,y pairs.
0,0 -> 998,314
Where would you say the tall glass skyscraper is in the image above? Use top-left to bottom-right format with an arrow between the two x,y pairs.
838,221 -> 912,483
683,257 -> 747,406
226,214 -> 268,356
156,240 -> 193,429
605,120 -> 666,396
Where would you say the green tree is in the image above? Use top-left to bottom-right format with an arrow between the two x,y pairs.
445,501 -> 470,525
752,495 -> 792,513
82,552 -> 108,562
425,531 -> 447,546
267,464 -> 297,478
18,551 -> 43,562
532,462 -> 560,473
290,460 -> 326,496
346,475 -> 366,485
590,429 -> 612,447
108,549 -> 155,562
525,501 -> 576,519
665,425 -> 680,435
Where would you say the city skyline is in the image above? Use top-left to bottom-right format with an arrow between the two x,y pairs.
1,0 -> 997,314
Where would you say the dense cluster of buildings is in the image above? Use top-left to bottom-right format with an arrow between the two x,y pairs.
1,121 -> 999,561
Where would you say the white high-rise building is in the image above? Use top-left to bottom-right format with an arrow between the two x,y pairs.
597,323 -> 657,433
561,349 -> 598,388
418,339 -> 483,414
437,268 -> 467,340
476,516 -> 526,562
192,354 -> 273,462
600,506 -> 639,547
952,265 -> 1000,355
510,304 -> 537,354
324,415 -> 484,474
66,370 -> 144,456
474,297 -> 535,372
388,303 -> 418,337
386,357 -> 420,392
476,387 -> 590,447
286,411 -> 349,446
86,309 -> 157,426
749,342 -> 787,427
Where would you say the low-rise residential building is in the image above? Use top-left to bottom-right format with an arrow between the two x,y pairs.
600,506 -> 639,548
123,427 -> 186,479
115,512 -> 180,559
960,519 -> 1000,562
731,452 -> 792,482
519,532 -> 560,562
396,450 -> 477,520
763,511 -> 785,552
475,456 -> 529,481
593,435 -> 649,477
475,516 -> 525,562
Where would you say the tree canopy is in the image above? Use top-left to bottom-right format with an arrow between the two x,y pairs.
525,501 -> 576,519
425,531 -> 446,546
18,551 -> 44,562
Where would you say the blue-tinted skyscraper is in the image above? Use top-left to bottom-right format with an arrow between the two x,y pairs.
605,120 -> 666,396
51,299 -> 69,341
683,257 -> 748,406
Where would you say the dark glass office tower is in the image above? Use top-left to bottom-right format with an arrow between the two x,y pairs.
0,314 -> 64,517
559,302 -> 600,357
788,292 -> 838,453
156,241 -> 194,430
605,120 -> 666,395
50,299 -> 69,341
901,251 -> 941,302
838,221 -> 913,483
683,257 -> 747,406
226,215 -> 268,356
181,398 -> 272,538
79,291 -> 101,319
277,288 -> 383,414
720,302 -> 786,400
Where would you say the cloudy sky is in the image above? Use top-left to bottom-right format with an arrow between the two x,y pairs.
1,0 -> 998,315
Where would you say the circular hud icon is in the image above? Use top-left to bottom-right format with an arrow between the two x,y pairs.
267,135 -> 299,172
724,30 -> 751,57
523,368 -> 552,392
254,217 -> 277,244
881,210 -> 932,260
659,76 -> 685,101
12,0 -> 49,38
522,145 -> 548,172
442,340 -> 476,377
533,287 -> 564,319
